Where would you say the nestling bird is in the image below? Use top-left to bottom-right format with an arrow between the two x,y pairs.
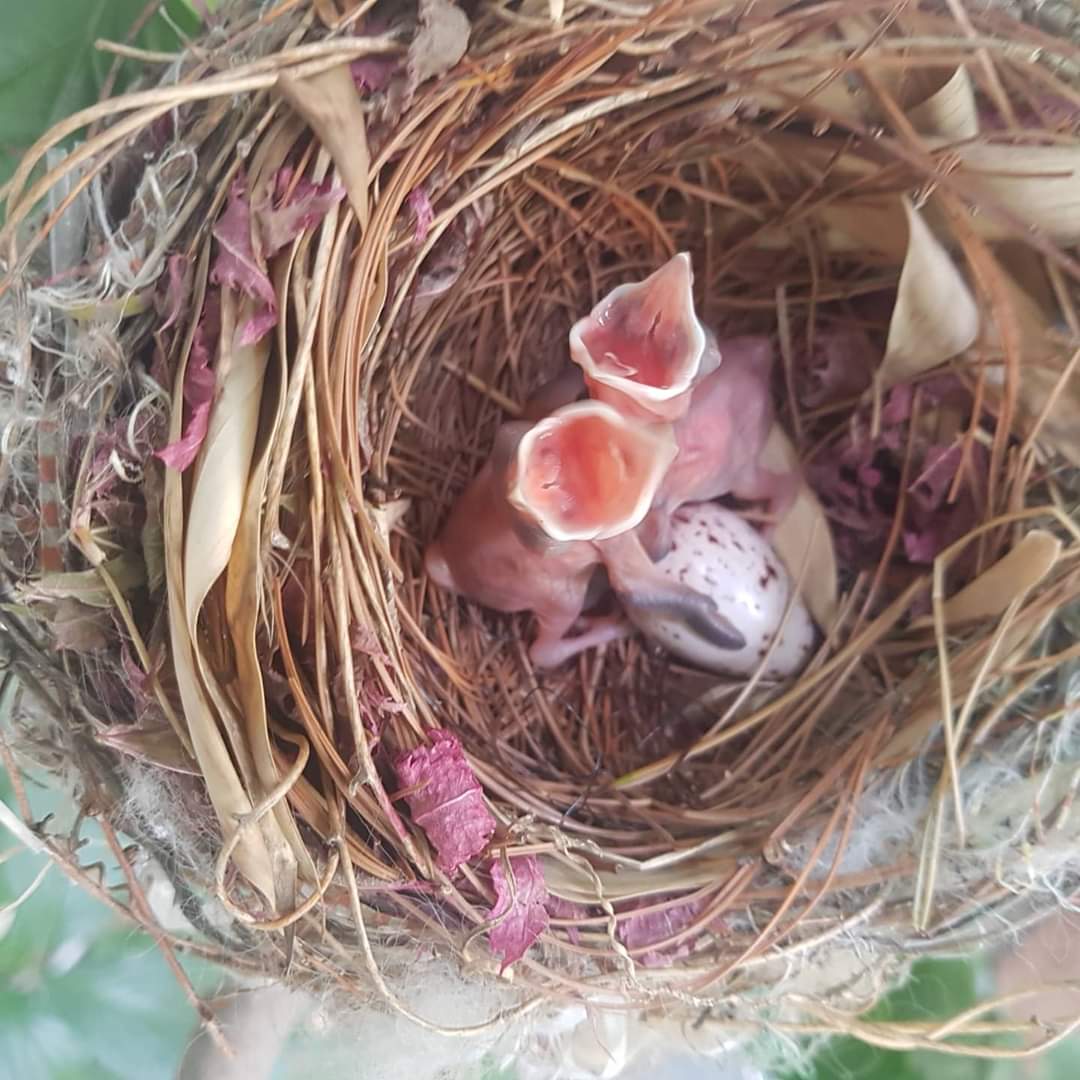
425,401 -> 676,668
636,335 -> 799,559
568,252 -> 711,423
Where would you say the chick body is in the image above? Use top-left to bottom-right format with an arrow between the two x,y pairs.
639,335 -> 797,558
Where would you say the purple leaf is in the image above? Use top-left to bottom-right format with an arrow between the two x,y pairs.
259,168 -> 346,257
351,55 -> 398,93
805,375 -> 984,572
159,254 -> 186,332
407,188 -> 434,244
618,893 -> 720,967
211,175 -> 277,342
489,855 -> 549,971
238,307 -> 280,347
394,729 -> 496,873
880,383 -> 914,426
545,895 -> 585,945
909,443 -> 963,510
903,443 -> 985,565
156,295 -> 220,471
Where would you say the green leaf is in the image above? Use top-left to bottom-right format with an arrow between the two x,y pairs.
787,958 -> 996,1080
0,0 -> 201,189
1,771 -> 215,1080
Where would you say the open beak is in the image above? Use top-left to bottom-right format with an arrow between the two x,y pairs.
568,253 -> 706,422
507,401 -> 677,543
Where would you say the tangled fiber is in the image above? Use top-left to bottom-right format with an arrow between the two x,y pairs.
4,0 -> 1080,1075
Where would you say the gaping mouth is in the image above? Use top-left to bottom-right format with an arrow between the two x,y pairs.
508,401 -> 677,543
568,252 -> 706,407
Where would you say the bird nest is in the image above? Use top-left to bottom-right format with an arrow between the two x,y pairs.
4,0 -> 1080,1073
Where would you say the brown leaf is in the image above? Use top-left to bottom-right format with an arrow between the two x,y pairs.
750,16 -> 905,130
927,140 -> 1080,242
278,66 -> 370,229
760,424 -> 839,630
96,724 -> 199,775
907,66 -> 978,140
908,529 -> 1061,629
164,282 -> 278,905
51,598 -> 110,653
408,0 -> 470,93
225,275 -> 317,890
878,198 -> 980,388
979,259 -> 1080,465
23,555 -> 145,607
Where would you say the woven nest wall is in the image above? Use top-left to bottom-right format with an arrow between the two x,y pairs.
4,0 -> 1080,1073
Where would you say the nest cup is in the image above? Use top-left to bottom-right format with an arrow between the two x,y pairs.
5,0 -> 1080,1073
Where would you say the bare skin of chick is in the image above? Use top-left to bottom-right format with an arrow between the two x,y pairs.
638,335 -> 798,559
425,423 -> 630,668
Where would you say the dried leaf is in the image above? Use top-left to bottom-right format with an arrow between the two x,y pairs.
351,55 -> 398,92
237,307 -> 279,347
755,195 -> 908,259
908,66 -> 978,139
156,294 -> 219,471
407,188 -> 434,244
50,597 -> 110,652
806,377 -> 983,576
912,530 -> 1062,628
185,296 -> 272,595
258,167 -> 346,256
489,855 -> 549,971
414,196 -> 493,302
408,0 -> 470,92
278,65 -> 370,228
96,723 -> 198,775
165,284 -> 278,904
21,553 -> 145,607
760,424 -> 838,629
978,260 -> 1080,465
545,895 -> 583,945
211,175 -> 277,333
159,253 -> 187,332
902,442 -> 985,566
877,611 -> 1053,768
394,729 -> 496,874
929,141 -> 1080,242
750,17 -> 904,129
225,280 -> 316,890
878,198 -> 979,388
618,894 -> 718,967
982,93 -> 1080,133
540,853 -> 738,903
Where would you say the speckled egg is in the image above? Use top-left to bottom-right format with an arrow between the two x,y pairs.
640,502 -> 816,678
